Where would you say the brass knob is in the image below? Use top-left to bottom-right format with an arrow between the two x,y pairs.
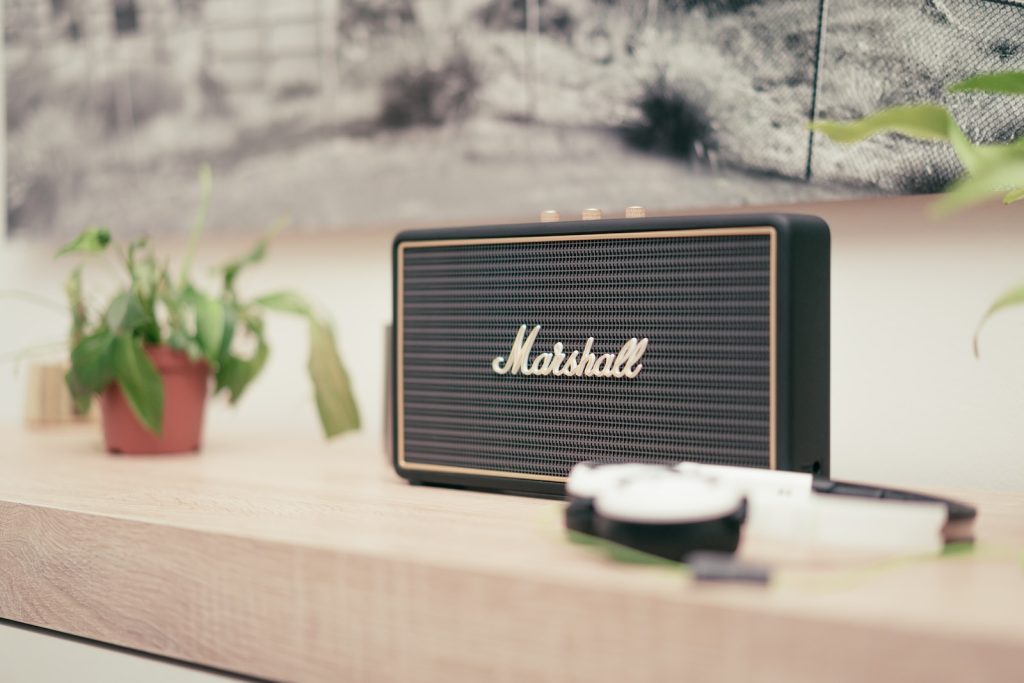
625,206 -> 647,218
581,208 -> 603,221
539,210 -> 561,223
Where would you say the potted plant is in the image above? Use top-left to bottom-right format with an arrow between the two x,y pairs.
59,166 -> 360,453
811,70 -> 1024,348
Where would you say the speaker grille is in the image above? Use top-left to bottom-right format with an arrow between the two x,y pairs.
398,229 -> 774,479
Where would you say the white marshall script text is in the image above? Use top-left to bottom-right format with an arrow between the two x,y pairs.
491,325 -> 648,378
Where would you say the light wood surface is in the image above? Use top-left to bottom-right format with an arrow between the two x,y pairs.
1,426 -> 1022,682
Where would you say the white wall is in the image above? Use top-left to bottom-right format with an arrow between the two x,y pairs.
2,194 -> 1023,492
1,0 -> 6,239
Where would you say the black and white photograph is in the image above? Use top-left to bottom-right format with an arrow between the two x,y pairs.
6,0 -> 1022,238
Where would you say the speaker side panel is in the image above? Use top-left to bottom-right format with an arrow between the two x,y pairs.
774,215 -> 830,477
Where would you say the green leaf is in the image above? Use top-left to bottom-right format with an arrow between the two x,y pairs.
220,220 -> 287,292
105,291 -> 149,334
166,330 -> 204,362
254,290 -> 311,316
935,155 -> 1024,214
221,242 -> 267,292
247,290 -> 359,435
69,331 -> 116,392
111,336 -> 164,435
128,244 -> 156,295
811,104 -> 1003,178
952,138 -> 1023,178
307,319 -> 360,437
56,227 -> 111,257
948,71 -> 1024,95
811,101 -> 1024,182
566,531 -> 681,567
160,287 -> 194,356
65,331 -> 117,414
124,237 -> 151,284
194,293 -> 226,363
974,282 -> 1024,357
1003,186 -> 1024,204
65,368 -> 92,415
810,104 -> 957,143
217,337 -> 269,403
217,303 -> 238,361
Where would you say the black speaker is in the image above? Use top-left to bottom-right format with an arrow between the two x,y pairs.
392,213 -> 829,496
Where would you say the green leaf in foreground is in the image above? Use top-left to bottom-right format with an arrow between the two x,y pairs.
308,319 -> 360,437
56,227 -> 111,257
810,104 -> 957,143
948,71 -> 1024,95
1003,186 -> 1024,204
811,103 -> 1018,178
935,156 -> 1024,214
973,281 -> 1024,357
111,336 -> 164,435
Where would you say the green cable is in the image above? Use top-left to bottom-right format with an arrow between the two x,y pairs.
549,504 -> 1024,592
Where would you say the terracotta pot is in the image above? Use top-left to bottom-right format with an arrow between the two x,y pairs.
101,346 -> 209,455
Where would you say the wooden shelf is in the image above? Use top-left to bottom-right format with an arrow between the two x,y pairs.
1,426 -> 1022,681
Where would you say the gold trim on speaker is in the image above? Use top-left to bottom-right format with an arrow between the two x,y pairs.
396,226 -> 778,481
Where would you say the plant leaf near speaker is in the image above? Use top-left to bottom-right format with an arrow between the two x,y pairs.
59,166 -> 360,453
810,70 -> 1024,355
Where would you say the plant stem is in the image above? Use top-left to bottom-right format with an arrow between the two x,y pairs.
179,164 -> 214,290
115,243 -> 131,272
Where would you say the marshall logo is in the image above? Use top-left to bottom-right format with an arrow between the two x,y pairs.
491,325 -> 648,378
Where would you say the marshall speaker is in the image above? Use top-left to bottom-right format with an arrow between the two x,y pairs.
392,213 -> 829,496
